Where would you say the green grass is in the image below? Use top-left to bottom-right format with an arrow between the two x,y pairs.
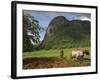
23,47 -> 90,60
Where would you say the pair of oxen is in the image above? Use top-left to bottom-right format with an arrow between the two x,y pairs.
71,48 -> 89,60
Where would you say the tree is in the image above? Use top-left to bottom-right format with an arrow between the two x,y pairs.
23,13 -> 41,52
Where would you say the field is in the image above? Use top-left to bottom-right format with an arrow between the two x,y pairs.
23,48 -> 90,69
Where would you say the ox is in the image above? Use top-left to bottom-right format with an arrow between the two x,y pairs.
71,48 -> 89,60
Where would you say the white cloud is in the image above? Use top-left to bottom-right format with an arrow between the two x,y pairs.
79,16 -> 91,21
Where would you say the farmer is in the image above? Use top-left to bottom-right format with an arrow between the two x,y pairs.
60,48 -> 64,58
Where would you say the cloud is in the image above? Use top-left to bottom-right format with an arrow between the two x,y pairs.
79,16 -> 91,21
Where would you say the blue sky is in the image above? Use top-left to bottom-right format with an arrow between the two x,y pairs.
23,10 -> 91,41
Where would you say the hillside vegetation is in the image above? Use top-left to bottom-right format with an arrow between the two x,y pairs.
40,16 -> 90,49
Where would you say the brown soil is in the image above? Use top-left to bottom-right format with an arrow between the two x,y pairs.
23,57 -> 90,69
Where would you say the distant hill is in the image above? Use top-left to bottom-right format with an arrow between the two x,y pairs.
40,16 -> 90,49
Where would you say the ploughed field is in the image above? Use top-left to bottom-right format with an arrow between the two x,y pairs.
23,48 -> 90,69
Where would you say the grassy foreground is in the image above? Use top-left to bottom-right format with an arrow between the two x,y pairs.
23,47 -> 90,69
23,48 -> 72,60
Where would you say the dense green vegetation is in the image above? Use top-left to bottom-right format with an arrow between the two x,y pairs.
23,13 -> 41,52
40,16 -> 90,50
23,15 -> 90,51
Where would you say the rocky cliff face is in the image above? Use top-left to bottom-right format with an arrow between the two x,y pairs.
40,16 -> 90,49
46,16 -> 68,36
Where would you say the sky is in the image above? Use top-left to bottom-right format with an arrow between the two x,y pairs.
23,10 -> 91,41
